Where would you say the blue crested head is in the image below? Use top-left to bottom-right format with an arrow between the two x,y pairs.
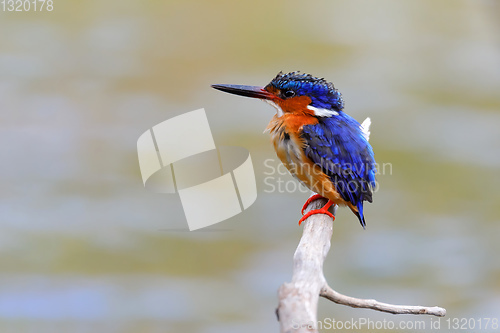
266,71 -> 344,112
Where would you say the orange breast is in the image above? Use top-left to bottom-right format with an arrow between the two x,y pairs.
266,113 -> 348,206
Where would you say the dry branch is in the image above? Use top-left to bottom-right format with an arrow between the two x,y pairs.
276,196 -> 446,333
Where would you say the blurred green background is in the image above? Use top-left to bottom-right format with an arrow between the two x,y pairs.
1,0 -> 499,332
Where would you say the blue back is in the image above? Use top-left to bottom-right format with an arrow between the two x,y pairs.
301,113 -> 377,225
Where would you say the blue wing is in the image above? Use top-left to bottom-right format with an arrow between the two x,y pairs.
301,114 -> 376,227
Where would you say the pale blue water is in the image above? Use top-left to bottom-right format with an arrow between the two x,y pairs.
0,1 -> 499,332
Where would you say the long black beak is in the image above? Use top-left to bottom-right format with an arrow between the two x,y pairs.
211,84 -> 274,100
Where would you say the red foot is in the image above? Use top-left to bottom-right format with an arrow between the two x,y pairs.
301,194 -> 325,215
298,200 -> 335,225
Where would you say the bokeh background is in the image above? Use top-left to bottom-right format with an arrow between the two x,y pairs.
1,0 -> 499,332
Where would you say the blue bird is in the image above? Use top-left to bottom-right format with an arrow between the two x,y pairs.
212,72 -> 376,228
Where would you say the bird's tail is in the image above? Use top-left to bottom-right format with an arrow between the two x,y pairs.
353,201 -> 366,229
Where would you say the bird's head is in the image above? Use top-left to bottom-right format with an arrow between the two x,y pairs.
212,71 -> 344,117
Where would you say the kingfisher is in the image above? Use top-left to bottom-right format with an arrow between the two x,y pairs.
212,72 -> 376,228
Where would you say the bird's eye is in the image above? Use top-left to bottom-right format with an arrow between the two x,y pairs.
283,90 -> 295,98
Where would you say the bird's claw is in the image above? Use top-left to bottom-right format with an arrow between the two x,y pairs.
300,194 -> 325,215
299,199 -> 335,225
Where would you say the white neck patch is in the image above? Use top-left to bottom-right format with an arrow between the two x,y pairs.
263,99 -> 284,117
306,105 -> 339,117
263,100 -> 341,118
